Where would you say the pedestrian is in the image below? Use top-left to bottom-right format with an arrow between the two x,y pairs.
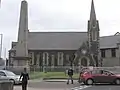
19,68 -> 30,90
67,67 -> 73,84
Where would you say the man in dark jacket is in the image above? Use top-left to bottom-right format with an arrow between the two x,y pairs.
67,68 -> 73,84
19,68 -> 30,90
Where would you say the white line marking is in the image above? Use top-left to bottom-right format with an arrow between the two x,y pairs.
71,85 -> 92,90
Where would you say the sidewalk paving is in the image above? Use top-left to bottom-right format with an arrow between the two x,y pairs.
28,79 -> 43,83
30,78 -> 78,82
14,86 -> 40,90
43,79 -> 78,82
14,79 -> 78,90
14,86 -> 69,90
43,79 -> 67,82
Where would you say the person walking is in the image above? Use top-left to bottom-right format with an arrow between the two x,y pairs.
67,67 -> 73,84
19,68 -> 30,90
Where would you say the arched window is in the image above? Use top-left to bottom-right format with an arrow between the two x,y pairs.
28,52 -> 32,65
63,54 -> 70,66
51,55 -> 55,66
28,52 -> 34,65
57,52 -> 63,66
43,52 -> 49,65
66,54 -> 70,61
36,53 -> 40,66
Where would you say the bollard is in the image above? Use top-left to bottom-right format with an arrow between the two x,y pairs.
0,80 -> 14,90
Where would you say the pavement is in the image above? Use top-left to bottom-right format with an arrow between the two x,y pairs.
14,80 -> 120,90
43,79 -> 69,82
83,84 -> 120,90
14,80 -> 85,90
14,86 -> 39,90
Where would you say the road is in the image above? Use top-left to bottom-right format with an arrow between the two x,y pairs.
28,80 -> 88,90
14,81 -> 120,90
82,84 -> 120,90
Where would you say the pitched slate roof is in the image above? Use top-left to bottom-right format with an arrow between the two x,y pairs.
28,32 -> 88,50
10,32 -> 120,50
100,35 -> 120,49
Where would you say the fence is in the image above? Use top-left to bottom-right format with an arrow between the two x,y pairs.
1,66 -> 29,75
1,66 -> 120,74
30,66 -> 79,72
29,66 -> 120,73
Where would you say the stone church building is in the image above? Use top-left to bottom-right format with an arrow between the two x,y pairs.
9,0 -> 120,68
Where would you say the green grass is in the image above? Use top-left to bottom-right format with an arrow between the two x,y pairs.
30,72 -> 79,80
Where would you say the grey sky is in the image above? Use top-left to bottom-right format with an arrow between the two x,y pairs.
0,0 -> 120,58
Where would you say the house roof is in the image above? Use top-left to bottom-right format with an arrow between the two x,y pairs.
10,32 -> 120,51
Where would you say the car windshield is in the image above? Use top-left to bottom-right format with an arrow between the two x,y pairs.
110,71 -> 120,75
5,71 -> 16,76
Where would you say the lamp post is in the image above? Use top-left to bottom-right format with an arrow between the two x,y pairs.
0,34 -> 3,58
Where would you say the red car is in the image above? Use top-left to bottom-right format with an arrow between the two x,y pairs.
79,69 -> 120,85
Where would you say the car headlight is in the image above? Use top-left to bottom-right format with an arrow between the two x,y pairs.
15,78 -> 18,80
15,78 -> 20,81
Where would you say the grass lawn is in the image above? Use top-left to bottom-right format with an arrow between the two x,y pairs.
30,72 -> 79,80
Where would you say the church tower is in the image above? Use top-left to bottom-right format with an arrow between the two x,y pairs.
88,0 -> 100,66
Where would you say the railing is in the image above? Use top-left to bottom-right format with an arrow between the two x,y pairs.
3,66 -> 120,74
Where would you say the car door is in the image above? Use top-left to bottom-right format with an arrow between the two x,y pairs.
93,70 -> 115,83
101,70 -> 116,83
92,70 -> 104,83
98,70 -> 110,83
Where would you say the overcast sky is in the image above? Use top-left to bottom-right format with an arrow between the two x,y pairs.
0,0 -> 120,58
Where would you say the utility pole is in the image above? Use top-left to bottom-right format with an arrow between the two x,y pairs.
0,34 -> 3,58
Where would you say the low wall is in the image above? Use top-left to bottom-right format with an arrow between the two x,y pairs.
0,80 -> 13,90
5,66 -> 30,75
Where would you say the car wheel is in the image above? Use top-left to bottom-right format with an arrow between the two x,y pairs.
9,79 -> 15,84
86,79 -> 94,85
115,79 -> 120,85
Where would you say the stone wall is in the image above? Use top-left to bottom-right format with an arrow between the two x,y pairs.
102,48 -> 120,67
6,66 -> 30,75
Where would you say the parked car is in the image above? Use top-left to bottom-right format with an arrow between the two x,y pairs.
0,70 -> 22,84
79,69 -> 120,85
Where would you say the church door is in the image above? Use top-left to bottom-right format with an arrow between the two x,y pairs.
81,57 -> 88,66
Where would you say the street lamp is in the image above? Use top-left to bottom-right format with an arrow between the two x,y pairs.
0,34 -> 3,58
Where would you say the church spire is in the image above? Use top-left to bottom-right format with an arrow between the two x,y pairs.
90,0 -> 96,25
88,0 -> 100,67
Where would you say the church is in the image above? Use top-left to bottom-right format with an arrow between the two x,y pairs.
8,0 -> 120,68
